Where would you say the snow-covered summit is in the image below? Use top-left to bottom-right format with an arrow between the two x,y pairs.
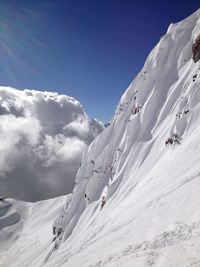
1,9 -> 200,267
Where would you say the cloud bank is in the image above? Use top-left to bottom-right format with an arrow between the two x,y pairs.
0,87 -> 104,201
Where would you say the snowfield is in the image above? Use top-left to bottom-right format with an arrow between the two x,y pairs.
1,9 -> 200,267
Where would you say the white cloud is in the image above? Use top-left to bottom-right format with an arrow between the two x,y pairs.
0,87 -> 104,201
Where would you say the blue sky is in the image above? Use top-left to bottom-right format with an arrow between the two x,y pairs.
0,0 -> 199,122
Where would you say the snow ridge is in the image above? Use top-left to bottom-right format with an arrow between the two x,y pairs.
49,9 -> 200,266
1,9 -> 200,267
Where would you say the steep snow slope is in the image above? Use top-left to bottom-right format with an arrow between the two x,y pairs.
1,9 -> 200,267
0,196 -> 69,267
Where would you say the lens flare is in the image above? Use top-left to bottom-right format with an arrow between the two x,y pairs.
0,2 -> 48,86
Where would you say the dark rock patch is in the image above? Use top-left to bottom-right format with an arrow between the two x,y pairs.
192,35 -> 200,63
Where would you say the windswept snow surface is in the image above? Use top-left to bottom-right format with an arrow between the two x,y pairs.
1,9 -> 200,267
0,196 -> 69,267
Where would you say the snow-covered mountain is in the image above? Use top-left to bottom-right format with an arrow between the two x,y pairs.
1,9 -> 200,267
0,88 -> 104,201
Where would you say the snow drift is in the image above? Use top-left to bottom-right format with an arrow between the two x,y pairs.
0,88 -> 103,201
1,9 -> 200,267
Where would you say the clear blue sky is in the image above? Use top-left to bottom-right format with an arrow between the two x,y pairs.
0,0 -> 199,122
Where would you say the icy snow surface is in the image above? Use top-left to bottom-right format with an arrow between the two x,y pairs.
1,9 -> 200,267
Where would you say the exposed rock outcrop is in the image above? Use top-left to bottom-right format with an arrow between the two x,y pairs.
192,34 -> 200,63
